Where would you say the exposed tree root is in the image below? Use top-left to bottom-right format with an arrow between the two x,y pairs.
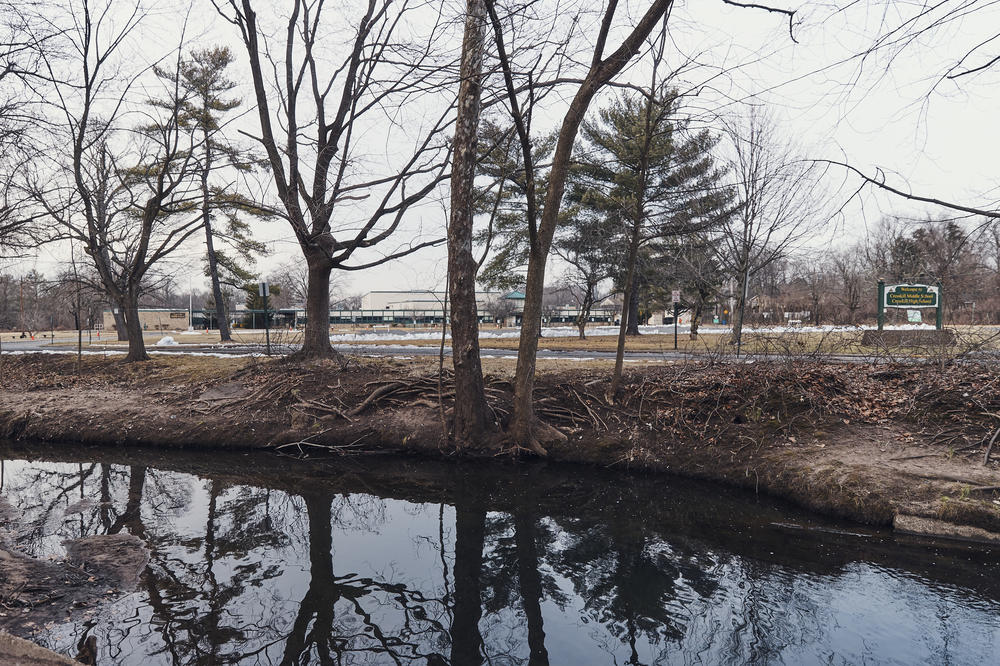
503,417 -> 567,458
285,346 -> 348,368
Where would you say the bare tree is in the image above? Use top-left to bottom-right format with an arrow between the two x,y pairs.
485,0 -> 674,452
720,109 -> 826,354
28,2 -> 205,362
988,222 -> 1000,320
791,256 -> 834,326
811,3 -> 1000,231
648,232 -> 725,339
833,248 -> 865,325
214,0 -> 454,361
482,292 -> 517,326
553,209 -> 617,340
267,260 -> 350,311
0,2 -> 55,254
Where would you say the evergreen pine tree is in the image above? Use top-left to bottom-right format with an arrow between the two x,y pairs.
179,47 -> 269,340
570,92 -> 732,336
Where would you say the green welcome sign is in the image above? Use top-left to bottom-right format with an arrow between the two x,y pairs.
877,281 -> 943,331
884,284 -> 939,308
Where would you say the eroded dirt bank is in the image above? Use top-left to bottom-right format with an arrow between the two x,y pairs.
1,353 -> 999,540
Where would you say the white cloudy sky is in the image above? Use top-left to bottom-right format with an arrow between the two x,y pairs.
10,0 -> 1000,298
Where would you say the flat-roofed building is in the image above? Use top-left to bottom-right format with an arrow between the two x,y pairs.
101,308 -> 189,331
361,290 -> 518,311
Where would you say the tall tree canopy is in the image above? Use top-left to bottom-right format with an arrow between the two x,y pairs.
178,46 -> 268,342
569,91 -> 731,391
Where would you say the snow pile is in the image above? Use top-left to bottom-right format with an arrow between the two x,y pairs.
155,336 -> 179,346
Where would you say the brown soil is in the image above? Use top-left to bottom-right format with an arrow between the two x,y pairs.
1,353 -> 999,539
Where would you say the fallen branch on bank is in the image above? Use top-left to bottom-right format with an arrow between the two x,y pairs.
275,432 -> 375,457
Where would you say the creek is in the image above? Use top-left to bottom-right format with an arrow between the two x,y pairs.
0,441 -> 997,665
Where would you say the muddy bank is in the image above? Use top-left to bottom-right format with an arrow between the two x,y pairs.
0,529 -> 147,665
1,353 -> 999,540
0,631 -> 76,665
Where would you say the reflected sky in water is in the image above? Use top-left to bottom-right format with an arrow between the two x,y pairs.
0,443 -> 998,665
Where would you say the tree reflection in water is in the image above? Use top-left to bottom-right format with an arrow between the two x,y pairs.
0,447 -> 998,665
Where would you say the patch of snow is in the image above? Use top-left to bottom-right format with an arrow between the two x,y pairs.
156,336 -> 178,346
1,349 -> 125,357
0,348 -> 264,359
150,351 -> 263,358
327,322 -> 954,344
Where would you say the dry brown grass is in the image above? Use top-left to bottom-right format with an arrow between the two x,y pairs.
0,353 -> 249,392
28,323 -> 1000,359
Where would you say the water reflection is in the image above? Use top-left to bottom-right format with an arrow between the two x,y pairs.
0,442 -> 998,665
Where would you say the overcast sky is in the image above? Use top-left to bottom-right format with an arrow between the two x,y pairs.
9,0 -> 1000,299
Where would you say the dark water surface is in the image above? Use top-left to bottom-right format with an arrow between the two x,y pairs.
0,442 -> 998,665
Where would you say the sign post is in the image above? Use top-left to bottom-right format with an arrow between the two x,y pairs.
671,290 -> 680,350
880,282 -> 943,331
935,280 -> 943,331
259,282 -> 271,356
877,280 -> 885,332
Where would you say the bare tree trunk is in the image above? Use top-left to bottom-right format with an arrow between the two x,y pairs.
295,256 -> 342,362
733,290 -> 745,346
109,466 -> 146,536
122,299 -> 149,362
512,247 -> 560,452
611,221 -> 642,396
281,492 -> 339,664
732,266 -> 749,354
203,480 -> 221,665
504,0 -> 673,450
690,298 -> 703,339
112,308 -> 128,341
576,287 -> 594,340
511,90 -> 610,447
204,226 -> 230,340
201,140 -> 232,342
626,282 -> 641,335
448,0 -> 491,446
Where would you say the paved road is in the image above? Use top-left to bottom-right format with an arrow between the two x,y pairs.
0,337 -> 891,363
0,338 -> 56,352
